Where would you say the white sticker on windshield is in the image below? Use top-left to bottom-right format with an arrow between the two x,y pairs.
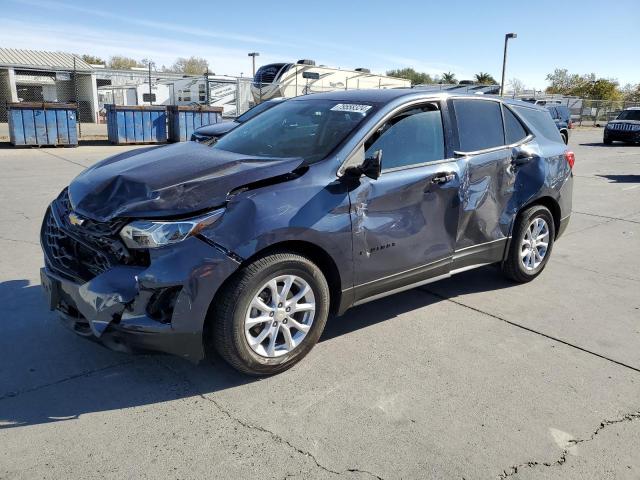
330,103 -> 372,113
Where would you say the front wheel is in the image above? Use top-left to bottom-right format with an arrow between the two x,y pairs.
502,205 -> 556,283
603,138 -> 613,145
211,252 -> 330,375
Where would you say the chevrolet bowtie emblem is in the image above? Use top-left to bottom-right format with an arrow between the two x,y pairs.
68,212 -> 85,226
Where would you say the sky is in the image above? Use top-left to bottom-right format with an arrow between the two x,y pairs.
1,0 -> 639,89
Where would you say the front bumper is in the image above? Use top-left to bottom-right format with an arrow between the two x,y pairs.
41,236 -> 240,363
604,129 -> 640,142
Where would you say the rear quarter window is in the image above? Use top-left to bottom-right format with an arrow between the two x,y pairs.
513,106 -> 563,143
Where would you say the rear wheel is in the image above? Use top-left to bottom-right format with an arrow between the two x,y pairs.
211,252 -> 329,375
502,205 -> 555,283
561,132 -> 568,144
603,138 -> 613,145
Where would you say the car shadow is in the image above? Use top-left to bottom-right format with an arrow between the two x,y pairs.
596,174 -> 640,183
579,142 -> 638,147
0,266 -> 515,429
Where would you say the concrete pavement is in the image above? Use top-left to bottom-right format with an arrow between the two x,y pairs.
0,130 -> 639,479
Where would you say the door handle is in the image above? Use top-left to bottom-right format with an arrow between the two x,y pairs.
431,172 -> 456,185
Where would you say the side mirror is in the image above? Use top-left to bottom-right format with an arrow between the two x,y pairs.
344,150 -> 382,180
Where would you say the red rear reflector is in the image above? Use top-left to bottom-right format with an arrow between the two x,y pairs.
565,151 -> 575,169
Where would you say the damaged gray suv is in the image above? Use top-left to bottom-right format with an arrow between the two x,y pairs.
40,90 -> 574,375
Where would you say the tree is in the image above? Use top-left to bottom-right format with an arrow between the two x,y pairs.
441,72 -> 457,84
108,56 -> 144,69
386,68 -> 434,86
545,69 -> 583,94
572,78 -> 621,101
621,84 -> 640,102
545,69 -> 622,100
509,78 -> 525,95
171,56 -> 209,75
474,72 -> 497,84
80,54 -> 104,65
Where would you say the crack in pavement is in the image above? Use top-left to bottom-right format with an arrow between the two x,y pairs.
573,211 -> 640,225
155,359 -> 384,480
0,235 -> 40,246
497,410 -> 640,478
421,288 -> 640,374
0,359 -> 136,401
199,393 -> 384,480
38,149 -> 88,169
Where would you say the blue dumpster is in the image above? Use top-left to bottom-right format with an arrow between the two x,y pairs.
8,102 -> 78,147
167,105 -> 223,142
106,105 -> 167,144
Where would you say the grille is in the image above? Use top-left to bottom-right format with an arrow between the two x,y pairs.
41,190 -> 149,282
610,123 -> 637,131
42,207 -> 115,282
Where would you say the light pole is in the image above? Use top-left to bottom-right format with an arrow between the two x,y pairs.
147,61 -> 154,104
247,52 -> 260,78
500,33 -> 517,97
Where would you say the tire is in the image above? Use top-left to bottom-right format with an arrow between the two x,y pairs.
561,132 -> 568,144
502,205 -> 556,283
211,252 -> 330,375
603,138 -> 613,145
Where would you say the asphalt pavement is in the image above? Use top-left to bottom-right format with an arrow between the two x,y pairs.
0,129 -> 639,479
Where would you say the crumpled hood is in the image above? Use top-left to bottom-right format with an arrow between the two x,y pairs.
68,142 -> 304,222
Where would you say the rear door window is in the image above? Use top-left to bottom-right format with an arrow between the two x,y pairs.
503,106 -> 528,144
453,99 -> 504,151
365,104 -> 445,170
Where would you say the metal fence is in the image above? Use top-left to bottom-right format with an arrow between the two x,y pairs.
2,60 -> 639,142
508,94 -> 640,126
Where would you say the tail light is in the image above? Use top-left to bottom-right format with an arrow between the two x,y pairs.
564,150 -> 575,169
568,120 -> 573,129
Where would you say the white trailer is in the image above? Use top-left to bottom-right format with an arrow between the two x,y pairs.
251,60 -> 410,103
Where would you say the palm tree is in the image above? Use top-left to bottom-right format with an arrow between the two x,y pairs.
474,72 -> 497,85
441,72 -> 457,84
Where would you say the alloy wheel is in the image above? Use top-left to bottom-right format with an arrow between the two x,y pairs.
521,217 -> 550,271
244,275 -> 316,358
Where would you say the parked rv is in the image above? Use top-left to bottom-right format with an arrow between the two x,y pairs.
251,60 -> 410,103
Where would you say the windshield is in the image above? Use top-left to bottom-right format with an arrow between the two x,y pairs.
617,110 -> 640,121
213,99 -> 375,163
236,100 -> 281,123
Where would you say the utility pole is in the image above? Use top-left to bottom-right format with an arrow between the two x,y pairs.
247,52 -> 259,77
500,33 -> 517,97
148,61 -> 154,104
204,68 -> 210,105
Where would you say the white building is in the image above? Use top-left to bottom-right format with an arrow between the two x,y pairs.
0,48 -> 98,122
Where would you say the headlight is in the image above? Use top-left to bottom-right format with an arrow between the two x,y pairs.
120,209 -> 224,249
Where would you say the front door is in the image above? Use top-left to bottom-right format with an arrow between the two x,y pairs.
349,103 -> 461,303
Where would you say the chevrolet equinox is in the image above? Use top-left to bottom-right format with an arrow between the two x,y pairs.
40,90 -> 574,375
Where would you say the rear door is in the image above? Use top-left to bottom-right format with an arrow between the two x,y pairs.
449,98 -> 529,270
349,101 -> 461,303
